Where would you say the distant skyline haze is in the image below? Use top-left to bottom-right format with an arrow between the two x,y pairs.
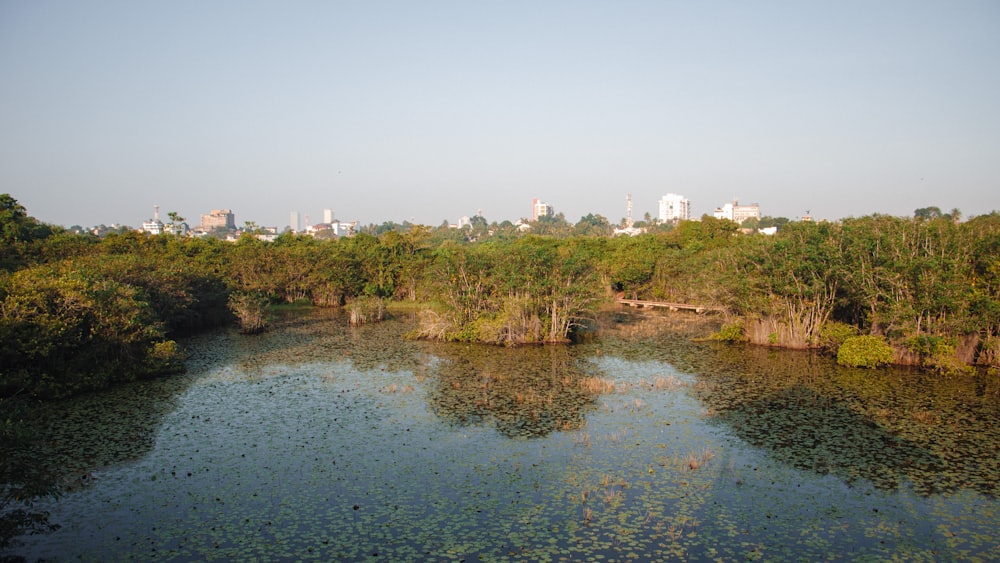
2,1 -> 998,229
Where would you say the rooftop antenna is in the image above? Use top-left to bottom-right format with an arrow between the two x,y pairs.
626,193 -> 633,228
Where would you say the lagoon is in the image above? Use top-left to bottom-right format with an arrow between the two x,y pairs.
10,308 -> 1000,561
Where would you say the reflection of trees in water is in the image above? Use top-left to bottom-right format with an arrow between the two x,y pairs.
23,363 -> 206,494
692,345 -> 1000,497
231,308 -> 427,374
426,344 -> 605,438
590,310 -> 1000,497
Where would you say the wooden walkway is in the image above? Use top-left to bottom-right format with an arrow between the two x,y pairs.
616,298 -> 726,314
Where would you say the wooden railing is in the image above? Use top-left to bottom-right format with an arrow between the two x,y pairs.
616,298 -> 726,314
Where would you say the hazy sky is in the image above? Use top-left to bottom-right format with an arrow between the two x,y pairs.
2,1 -> 998,229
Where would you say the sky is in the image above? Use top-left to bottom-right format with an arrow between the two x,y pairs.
2,1 -> 999,229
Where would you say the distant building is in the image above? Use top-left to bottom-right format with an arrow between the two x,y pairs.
457,216 -> 471,228
141,205 -> 164,235
256,228 -> 278,242
532,198 -> 553,221
658,193 -> 691,222
713,200 -> 760,224
290,211 -> 302,233
166,222 -> 188,236
141,220 -> 164,235
332,220 -> 356,237
306,219 -> 356,238
201,209 -> 236,230
613,225 -> 643,237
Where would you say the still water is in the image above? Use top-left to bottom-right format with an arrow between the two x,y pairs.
10,309 -> 1000,561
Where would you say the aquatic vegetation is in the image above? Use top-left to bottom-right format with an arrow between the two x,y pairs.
5,309 -> 999,561
651,375 -> 684,391
685,448 -> 715,471
580,376 -> 618,394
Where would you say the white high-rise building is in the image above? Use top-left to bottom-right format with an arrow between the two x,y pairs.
323,208 -> 334,224
532,198 -> 553,221
658,193 -> 691,222
290,211 -> 301,233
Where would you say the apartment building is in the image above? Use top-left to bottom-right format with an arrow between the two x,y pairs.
658,193 -> 691,222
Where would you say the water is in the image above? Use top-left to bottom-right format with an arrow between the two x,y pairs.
8,309 -> 999,561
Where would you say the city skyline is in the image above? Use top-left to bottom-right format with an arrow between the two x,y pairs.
13,188 -> 995,233
3,2 -> 998,229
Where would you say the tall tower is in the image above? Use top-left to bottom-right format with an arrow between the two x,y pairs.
323,208 -> 334,224
626,193 -> 633,228
154,204 -> 160,222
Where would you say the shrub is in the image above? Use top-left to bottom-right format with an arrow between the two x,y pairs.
143,340 -> 184,376
1,266 -> 167,398
819,321 -> 859,353
347,296 -> 386,326
228,292 -> 268,334
711,322 -> 747,343
905,335 -> 973,375
837,335 -> 893,368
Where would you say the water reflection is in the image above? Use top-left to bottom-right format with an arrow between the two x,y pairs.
230,308 -> 427,375
8,308 -> 1000,561
598,315 -> 1000,497
720,347 -> 997,496
425,343 -> 603,438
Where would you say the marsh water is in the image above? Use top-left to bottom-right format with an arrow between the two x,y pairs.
9,308 -> 1000,561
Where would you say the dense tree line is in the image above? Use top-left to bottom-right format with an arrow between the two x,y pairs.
4,194 -> 1000,402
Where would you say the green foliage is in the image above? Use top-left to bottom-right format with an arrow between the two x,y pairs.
347,296 -> 387,326
573,213 -> 613,237
602,234 -> 672,298
904,335 -> 973,375
144,340 -> 184,375
417,237 -> 599,344
727,221 -> 842,348
838,214 -> 982,337
837,335 -> 894,368
0,265 -> 170,399
0,194 -> 53,248
668,216 -> 739,251
228,292 -> 268,334
1,194 -> 58,271
3,192 -> 1000,402
819,321 -> 860,353
711,322 -> 748,343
